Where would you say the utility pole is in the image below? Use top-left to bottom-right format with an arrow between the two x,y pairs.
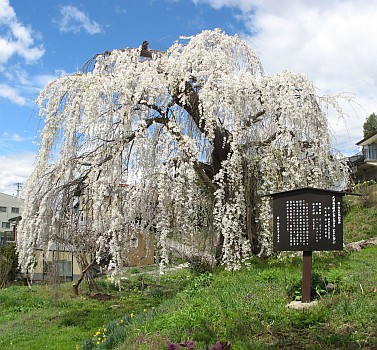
15,183 -> 23,198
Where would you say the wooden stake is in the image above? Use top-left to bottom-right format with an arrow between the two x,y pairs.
302,251 -> 312,303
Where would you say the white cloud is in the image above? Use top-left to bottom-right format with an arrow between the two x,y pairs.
246,1 -> 377,154
0,0 -> 44,64
0,64 -> 67,106
0,0 -> 45,106
11,133 -> 23,142
1,131 -> 33,143
194,0 -> 377,155
0,152 -> 36,196
114,6 -> 127,15
0,83 -> 25,105
32,69 -> 68,88
0,0 -> 16,25
193,0 -> 254,12
58,5 -> 103,35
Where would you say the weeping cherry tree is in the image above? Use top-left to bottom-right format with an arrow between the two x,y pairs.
17,29 -> 349,281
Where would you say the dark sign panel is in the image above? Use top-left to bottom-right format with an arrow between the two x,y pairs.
270,188 -> 346,252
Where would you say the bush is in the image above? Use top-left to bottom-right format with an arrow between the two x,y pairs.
187,255 -> 213,275
344,180 -> 377,213
0,243 -> 19,288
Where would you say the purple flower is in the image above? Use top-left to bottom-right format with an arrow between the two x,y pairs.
209,342 -> 221,350
166,341 -> 179,350
187,339 -> 195,349
215,341 -> 223,350
209,341 -> 233,350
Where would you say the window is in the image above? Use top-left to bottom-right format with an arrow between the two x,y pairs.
0,206 -> 6,213
58,261 -> 73,277
11,207 -> 20,214
130,236 -> 139,248
43,260 -> 72,278
363,143 -> 377,160
1,222 -> 10,229
1,231 -> 15,242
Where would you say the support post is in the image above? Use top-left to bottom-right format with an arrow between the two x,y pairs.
302,251 -> 312,303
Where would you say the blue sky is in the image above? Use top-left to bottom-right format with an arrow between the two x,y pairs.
1,0 -> 377,195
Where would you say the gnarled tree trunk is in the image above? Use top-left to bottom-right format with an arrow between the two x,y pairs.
72,255 -> 97,296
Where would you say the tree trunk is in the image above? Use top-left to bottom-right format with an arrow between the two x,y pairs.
243,161 -> 261,255
214,233 -> 224,264
173,81 -> 238,262
72,257 -> 97,296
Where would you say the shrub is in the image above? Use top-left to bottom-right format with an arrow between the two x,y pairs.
150,287 -> 164,299
344,180 -> 377,213
187,255 -> 213,275
0,243 -> 19,288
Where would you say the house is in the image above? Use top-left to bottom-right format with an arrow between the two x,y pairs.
0,192 -> 23,245
32,244 -> 86,282
349,131 -> 377,183
0,192 -> 85,281
2,184 -> 155,281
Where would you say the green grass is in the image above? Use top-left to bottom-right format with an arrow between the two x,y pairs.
83,184 -> 377,350
0,269 -> 190,350
107,246 -> 376,350
1,183 -> 376,350
343,181 -> 377,243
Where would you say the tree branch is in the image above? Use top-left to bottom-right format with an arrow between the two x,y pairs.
171,80 -> 232,176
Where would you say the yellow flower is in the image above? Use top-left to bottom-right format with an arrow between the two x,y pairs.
103,328 -> 107,332
120,319 -> 124,323
143,308 -> 147,312
130,312 -> 134,318
96,341 -> 100,345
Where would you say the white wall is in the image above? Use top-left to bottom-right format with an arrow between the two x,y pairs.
0,192 -> 23,241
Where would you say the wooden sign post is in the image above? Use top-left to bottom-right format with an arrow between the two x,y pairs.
268,187 -> 347,303
302,251 -> 312,303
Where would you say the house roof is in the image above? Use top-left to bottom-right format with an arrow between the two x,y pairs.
356,131 -> 377,146
8,215 -> 22,222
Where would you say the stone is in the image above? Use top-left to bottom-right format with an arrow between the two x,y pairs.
286,300 -> 318,310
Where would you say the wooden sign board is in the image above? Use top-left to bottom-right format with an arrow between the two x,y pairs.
267,187 -> 354,303
270,187 -> 346,252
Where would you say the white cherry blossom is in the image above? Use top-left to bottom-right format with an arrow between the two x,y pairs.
17,29 -> 349,275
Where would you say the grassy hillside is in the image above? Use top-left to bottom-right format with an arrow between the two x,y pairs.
85,183 -> 377,350
0,269 -> 190,350
0,183 -> 375,350
97,246 -> 375,350
343,181 -> 377,243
